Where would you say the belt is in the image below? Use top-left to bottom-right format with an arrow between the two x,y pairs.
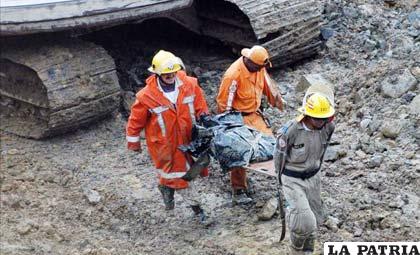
240,112 -> 253,116
283,168 -> 320,180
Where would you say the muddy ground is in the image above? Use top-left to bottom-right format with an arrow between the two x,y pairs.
1,1 -> 419,255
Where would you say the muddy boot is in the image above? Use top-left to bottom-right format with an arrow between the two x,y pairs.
158,185 -> 175,210
191,205 -> 213,226
288,246 -> 305,255
302,234 -> 315,255
232,189 -> 253,205
246,177 -> 256,196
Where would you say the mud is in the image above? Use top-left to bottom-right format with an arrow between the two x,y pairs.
1,1 -> 419,254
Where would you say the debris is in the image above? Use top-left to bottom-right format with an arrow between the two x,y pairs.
84,189 -> 101,205
258,197 -> 278,221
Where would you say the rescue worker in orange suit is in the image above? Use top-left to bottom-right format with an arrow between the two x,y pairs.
274,93 -> 335,255
126,50 -> 210,223
216,45 -> 284,205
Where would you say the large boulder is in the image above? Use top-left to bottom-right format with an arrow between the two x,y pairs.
381,69 -> 417,98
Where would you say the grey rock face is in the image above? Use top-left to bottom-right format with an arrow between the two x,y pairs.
257,197 -> 278,221
321,27 -> 335,40
381,69 -> 417,98
409,94 -> 420,115
368,154 -> 384,168
381,121 -> 403,139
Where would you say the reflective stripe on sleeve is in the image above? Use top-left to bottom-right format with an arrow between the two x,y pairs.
226,80 -> 237,111
126,135 -> 140,143
149,106 -> 169,136
182,95 -> 196,125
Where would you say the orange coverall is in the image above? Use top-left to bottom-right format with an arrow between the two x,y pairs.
126,71 -> 209,189
216,57 -> 281,190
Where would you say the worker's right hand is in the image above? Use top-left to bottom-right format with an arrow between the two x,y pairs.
133,147 -> 142,154
127,142 -> 141,153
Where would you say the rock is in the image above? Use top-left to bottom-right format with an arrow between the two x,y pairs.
388,35 -> 415,59
389,195 -> 405,209
360,118 -> 372,130
381,121 -> 403,139
380,215 -> 401,230
402,91 -> 416,103
84,189 -> 101,205
364,38 -> 377,52
401,193 -> 419,217
407,11 -> 420,29
37,171 -> 57,183
368,116 -> 382,133
349,170 -> 365,180
16,221 -> 34,235
367,177 -> 387,192
320,27 -> 335,40
296,74 -> 334,93
59,170 -> 73,187
0,243 -> 34,253
381,69 -> 417,98
343,6 -> 359,18
258,197 -> 278,221
324,216 -> 339,232
411,66 -> 420,80
324,145 -> 341,162
404,151 -> 415,159
408,94 -> 420,115
368,155 -> 383,168
96,248 -> 112,255
355,150 -> 367,159
353,227 -> 363,237
7,149 -> 21,155
19,172 -> 35,182
8,194 -> 25,209
359,4 -> 375,16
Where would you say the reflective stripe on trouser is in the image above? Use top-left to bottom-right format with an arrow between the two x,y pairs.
149,106 -> 169,136
231,112 -> 272,190
281,173 -> 324,252
176,180 -> 201,206
182,95 -> 196,125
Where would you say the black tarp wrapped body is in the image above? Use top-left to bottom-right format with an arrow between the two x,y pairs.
179,112 -> 276,172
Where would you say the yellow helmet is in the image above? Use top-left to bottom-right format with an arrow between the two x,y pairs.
148,50 -> 185,75
298,93 -> 335,118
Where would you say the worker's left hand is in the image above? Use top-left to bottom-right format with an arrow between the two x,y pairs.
275,95 -> 284,111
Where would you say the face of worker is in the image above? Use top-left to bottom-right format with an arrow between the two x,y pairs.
243,57 -> 265,73
160,72 -> 177,85
308,117 -> 329,130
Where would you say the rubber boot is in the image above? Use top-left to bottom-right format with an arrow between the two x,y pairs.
289,232 -> 306,255
191,205 -> 212,226
288,246 -> 305,255
232,189 -> 253,205
158,185 -> 175,210
302,233 -> 315,255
